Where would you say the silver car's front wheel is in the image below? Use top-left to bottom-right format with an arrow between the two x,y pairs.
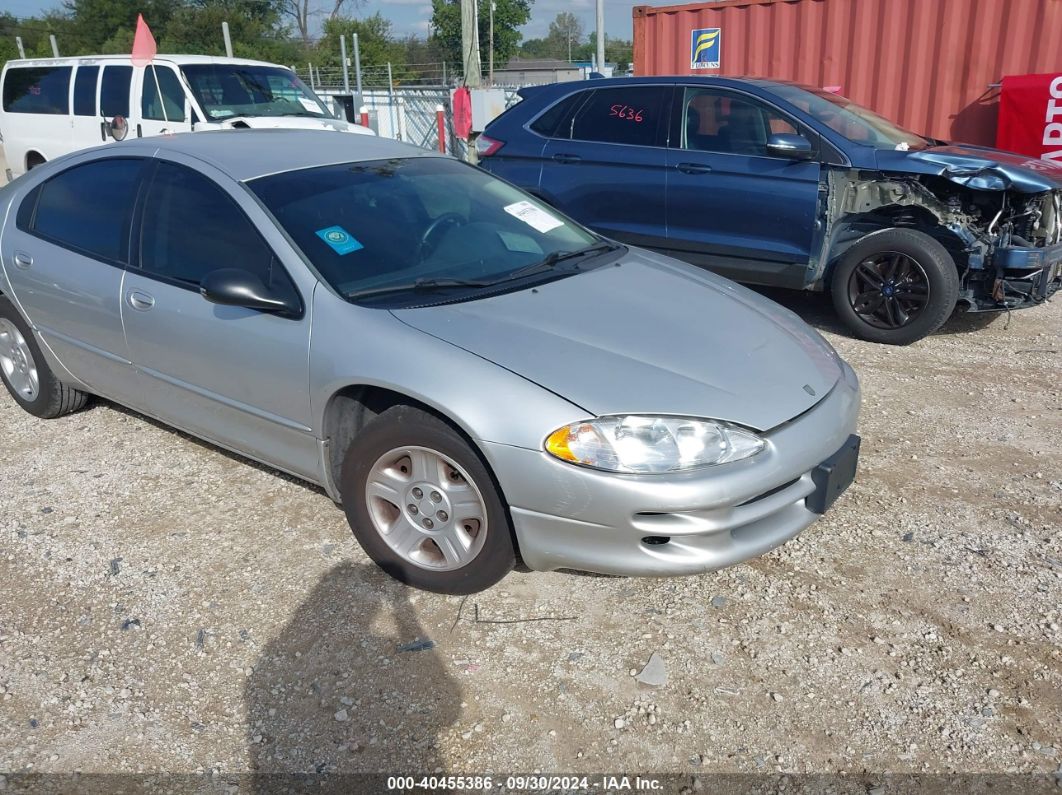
365,446 -> 488,571
341,405 -> 516,594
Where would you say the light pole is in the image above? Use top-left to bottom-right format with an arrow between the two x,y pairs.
489,1 -> 496,85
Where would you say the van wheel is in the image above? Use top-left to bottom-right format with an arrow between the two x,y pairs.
830,228 -> 958,345
26,152 -> 46,171
340,405 -> 516,594
0,297 -> 89,418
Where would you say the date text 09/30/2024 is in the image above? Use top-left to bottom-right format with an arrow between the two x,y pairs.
387,774 -> 664,791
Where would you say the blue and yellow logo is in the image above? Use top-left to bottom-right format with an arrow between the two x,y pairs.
691,27 -> 721,69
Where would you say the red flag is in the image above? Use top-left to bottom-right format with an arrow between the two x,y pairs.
131,14 -> 157,68
453,87 -> 472,141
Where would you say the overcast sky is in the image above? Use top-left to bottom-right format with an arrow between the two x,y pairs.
7,0 -> 641,43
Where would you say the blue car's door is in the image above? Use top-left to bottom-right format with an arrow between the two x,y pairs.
665,86 -> 822,288
537,84 -> 672,249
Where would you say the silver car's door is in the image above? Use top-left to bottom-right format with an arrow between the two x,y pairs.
120,157 -> 319,480
0,156 -> 145,400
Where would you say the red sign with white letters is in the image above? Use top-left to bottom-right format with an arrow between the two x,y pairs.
996,73 -> 1062,165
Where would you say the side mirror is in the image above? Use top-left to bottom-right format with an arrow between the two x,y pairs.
200,268 -> 298,316
766,133 -> 814,160
105,115 -> 128,141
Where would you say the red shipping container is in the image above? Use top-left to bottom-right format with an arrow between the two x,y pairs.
996,72 -> 1062,162
633,0 -> 1062,147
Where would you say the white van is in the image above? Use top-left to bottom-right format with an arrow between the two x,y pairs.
0,54 -> 372,179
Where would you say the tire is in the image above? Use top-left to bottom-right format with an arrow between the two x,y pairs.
0,296 -> 89,419
340,405 -> 516,594
830,228 -> 959,345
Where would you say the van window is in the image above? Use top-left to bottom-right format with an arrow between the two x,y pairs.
32,159 -> 143,263
569,86 -> 667,147
100,65 -> 132,117
2,67 -> 72,115
142,66 -> 186,122
73,66 -> 99,116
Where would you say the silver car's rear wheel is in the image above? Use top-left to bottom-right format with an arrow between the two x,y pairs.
0,297 -> 89,419
365,445 -> 488,571
0,318 -> 39,401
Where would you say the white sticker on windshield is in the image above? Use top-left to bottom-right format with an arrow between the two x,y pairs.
298,96 -> 320,113
504,201 -> 564,233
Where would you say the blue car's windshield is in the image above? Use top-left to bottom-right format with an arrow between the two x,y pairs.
773,85 -> 931,150
250,158 -> 603,303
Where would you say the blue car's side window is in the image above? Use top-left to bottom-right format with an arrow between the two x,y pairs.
568,86 -> 668,148
681,88 -> 799,157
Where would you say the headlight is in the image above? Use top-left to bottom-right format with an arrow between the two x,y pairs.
544,415 -> 765,474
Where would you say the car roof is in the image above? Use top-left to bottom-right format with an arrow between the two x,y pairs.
3,54 -> 287,69
109,129 -> 440,182
519,75 -> 804,97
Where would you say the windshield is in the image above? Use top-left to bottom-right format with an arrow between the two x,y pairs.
772,85 -> 931,150
250,158 -> 603,305
180,64 -> 330,122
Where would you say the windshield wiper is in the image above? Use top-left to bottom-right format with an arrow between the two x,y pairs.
501,240 -> 622,282
348,277 -> 493,300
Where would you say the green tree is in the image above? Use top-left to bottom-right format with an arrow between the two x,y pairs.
545,11 -> 581,62
60,0 -> 177,54
430,0 -> 531,77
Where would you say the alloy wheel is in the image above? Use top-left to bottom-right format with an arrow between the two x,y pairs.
0,318 -> 39,401
365,445 -> 488,571
847,251 -> 931,329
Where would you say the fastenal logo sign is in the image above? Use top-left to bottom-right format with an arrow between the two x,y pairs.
691,27 -> 721,69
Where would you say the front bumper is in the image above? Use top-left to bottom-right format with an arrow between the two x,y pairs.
966,240 -> 1062,311
482,360 -> 861,576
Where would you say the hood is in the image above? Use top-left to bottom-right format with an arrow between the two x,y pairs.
877,144 -> 1062,192
392,251 -> 843,432
203,116 -> 375,136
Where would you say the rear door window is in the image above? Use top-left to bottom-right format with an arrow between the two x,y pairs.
31,158 -> 144,263
100,65 -> 132,117
2,66 -> 72,114
569,86 -> 668,147
73,66 -> 99,116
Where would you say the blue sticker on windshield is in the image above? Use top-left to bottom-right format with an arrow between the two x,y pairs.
316,225 -> 363,255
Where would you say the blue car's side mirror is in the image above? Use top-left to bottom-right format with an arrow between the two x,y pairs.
766,133 -> 814,160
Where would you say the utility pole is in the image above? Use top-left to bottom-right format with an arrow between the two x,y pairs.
49,34 -> 59,57
461,0 -> 482,87
222,21 -> 233,58
352,33 -> 363,98
489,1 -> 495,85
595,0 -> 605,74
340,34 -> 350,92
15,36 -> 26,59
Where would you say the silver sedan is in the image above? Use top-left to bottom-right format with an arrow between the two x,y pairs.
0,130 -> 860,593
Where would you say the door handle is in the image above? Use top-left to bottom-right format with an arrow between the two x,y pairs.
136,123 -> 143,138
12,252 -> 33,270
127,290 -> 156,311
552,153 -> 581,164
676,162 -> 712,175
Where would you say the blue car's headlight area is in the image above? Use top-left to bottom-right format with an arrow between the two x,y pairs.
545,415 -> 765,474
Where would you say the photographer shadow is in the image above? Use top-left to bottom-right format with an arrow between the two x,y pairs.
246,562 -> 459,793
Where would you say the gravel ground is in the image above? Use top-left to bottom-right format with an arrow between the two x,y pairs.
0,145 -> 1060,793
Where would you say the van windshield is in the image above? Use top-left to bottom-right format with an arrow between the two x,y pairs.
180,64 -> 330,121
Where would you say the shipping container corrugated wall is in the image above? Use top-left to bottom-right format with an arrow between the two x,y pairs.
633,0 -> 1062,145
